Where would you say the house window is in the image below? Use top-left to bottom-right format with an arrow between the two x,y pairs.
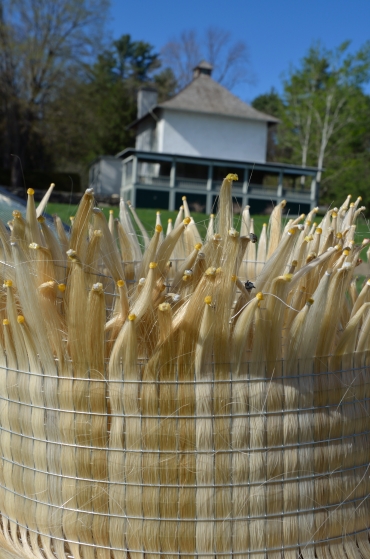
176,163 -> 208,180
136,189 -> 169,210
175,193 -> 207,214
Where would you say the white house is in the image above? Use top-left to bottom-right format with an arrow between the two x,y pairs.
89,155 -> 122,196
132,61 -> 278,163
89,61 -> 319,214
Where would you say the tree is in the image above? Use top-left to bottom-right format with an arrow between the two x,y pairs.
321,91 -> 370,205
251,42 -> 370,206
161,26 -> 253,91
153,68 -> 177,103
0,0 -> 110,187
252,89 -> 284,161
46,35 -> 176,175
98,34 -> 161,83
280,42 -> 370,188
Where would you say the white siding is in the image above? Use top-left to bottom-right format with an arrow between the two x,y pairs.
90,157 -> 122,195
157,119 -> 165,152
136,120 -> 157,151
159,110 -> 268,163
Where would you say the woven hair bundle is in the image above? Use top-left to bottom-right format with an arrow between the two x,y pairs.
0,180 -> 369,559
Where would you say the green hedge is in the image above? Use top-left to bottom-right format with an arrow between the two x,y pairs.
0,169 -> 81,192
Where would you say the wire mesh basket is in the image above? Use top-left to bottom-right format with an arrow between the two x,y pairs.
1,183 -> 370,558
0,353 -> 369,559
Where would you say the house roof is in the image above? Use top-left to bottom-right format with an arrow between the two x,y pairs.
158,73 -> 278,123
128,72 -> 279,129
116,148 -> 321,175
195,60 -> 213,71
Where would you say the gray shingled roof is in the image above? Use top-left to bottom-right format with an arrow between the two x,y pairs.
158,73 -> 279,123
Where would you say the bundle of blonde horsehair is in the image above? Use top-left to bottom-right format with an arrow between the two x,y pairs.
0,178 -> 369,559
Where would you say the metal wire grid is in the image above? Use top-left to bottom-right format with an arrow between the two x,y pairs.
0,508 -> 368,556
0,246 -> 370,557
0,355 -> 369,557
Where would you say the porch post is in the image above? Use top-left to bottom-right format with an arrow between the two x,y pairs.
130,186 -> 136,207
129,156 -> 138,206
132,155 -> 138,184
242,166 -> 249,207
206,164 -> 213,214
169,158 -> 176,211
277,171 -> 283,203
310,176 -> 318,209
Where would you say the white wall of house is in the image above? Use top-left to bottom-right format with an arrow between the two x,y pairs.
135,120 -> 157,151
89,157 -> 122,195
157,110 -> 268,163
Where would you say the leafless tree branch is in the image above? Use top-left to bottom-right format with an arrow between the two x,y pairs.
161,26 -> 253,91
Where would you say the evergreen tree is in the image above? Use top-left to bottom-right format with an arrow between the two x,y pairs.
44,34 -> 177,184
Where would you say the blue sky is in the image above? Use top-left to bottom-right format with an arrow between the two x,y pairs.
108,0 -> 370,102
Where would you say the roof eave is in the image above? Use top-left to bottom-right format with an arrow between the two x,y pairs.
116,147 -> 321,172
267,118 -> 280,125
157,104 -> 278,124
126,107 -> 160,131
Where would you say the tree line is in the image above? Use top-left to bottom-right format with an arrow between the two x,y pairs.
1,0 -> 369,208
252,42 -> 370,207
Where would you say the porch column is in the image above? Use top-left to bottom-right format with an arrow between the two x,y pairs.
206,164 -> 213,214
127,157 -> 138,206
120,160 -> 128,200
242,166 -> 249,207
130,186 -> 136,207
169,159 -> 176,211
277,171 -> 283,203
310,176 -> 318,209
132,156 -> 138,184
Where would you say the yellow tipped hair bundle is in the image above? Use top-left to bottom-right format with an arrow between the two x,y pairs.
158,302 -> 171,312
0,178 -> 368,559
92,282 -> 103,292
225,173 -> 238,181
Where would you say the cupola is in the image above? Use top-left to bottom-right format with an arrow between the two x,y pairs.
193,60 -> 213,79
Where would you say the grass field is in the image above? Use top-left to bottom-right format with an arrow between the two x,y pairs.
45,201 -> 370,245
45,202 -> 269,237
43,201 -> 370,290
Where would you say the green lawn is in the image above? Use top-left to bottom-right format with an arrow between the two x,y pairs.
38,202 -> 370,293
45,202 -> 268,237
44,202 -> 370,250
43,201 -> 370,287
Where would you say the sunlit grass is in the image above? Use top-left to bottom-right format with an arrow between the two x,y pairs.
44,202 -> 370,258
45,202 -> 268,237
